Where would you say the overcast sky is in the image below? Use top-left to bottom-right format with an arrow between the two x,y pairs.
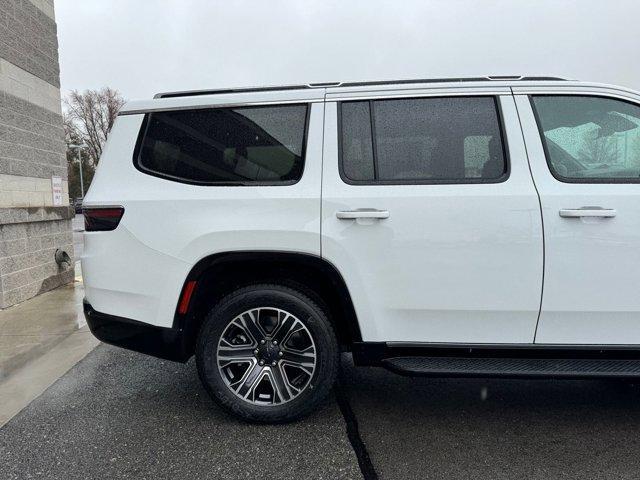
56,0 -> 640,101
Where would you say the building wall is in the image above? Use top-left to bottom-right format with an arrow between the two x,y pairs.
0,0 -> 73,308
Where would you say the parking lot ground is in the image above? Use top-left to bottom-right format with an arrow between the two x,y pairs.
341,356 -> 640,479
4,313 -> 640,479
0,344 -> 360,480
0,283 -> 87,377
0,281 -> 98,427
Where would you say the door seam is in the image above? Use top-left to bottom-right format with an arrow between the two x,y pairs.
319,91 -> 327,258
511,88 -> 545,343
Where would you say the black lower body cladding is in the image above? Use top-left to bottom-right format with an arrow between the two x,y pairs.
83,300 -> 191,362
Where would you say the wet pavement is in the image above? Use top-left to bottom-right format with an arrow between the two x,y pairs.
0,282 -> 89,380
3,343 -> 640,479
0,345 -> 359,480
342,359 -> 640,479
0,280 -> 98,426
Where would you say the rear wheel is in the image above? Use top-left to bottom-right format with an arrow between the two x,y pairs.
196,284 -> 338,423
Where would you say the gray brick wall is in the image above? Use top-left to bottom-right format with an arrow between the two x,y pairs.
0,91 -> 66,179
0,0 -> 60,87
0,0 -> 74,308
0,206 -> 73,308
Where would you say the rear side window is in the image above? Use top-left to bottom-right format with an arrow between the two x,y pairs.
531,95 -> 640,182
135,104 -> 308,185
339,96 -> 507,184
341,102 -> 375,181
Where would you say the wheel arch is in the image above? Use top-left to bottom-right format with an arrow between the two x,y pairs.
174,251 -> 362,357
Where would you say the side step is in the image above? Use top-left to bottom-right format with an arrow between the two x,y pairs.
382,356 -> 640,379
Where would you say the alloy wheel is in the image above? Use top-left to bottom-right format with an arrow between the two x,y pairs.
216,307 -> 317,405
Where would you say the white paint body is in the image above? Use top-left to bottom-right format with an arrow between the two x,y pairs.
514,85 -> 640,345
321,93 -> 543,343
82,79 -> 640,346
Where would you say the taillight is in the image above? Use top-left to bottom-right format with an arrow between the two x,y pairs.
83,207 -> 125,232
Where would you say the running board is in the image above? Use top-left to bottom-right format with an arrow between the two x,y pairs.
382,356 -> 640,379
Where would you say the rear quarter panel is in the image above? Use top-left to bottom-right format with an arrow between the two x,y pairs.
82,103 -> 324,328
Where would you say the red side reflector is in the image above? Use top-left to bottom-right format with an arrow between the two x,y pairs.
83,207 -> 125,231
178,280 -> 197,315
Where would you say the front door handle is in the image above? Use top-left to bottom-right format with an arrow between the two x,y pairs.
559,207 -> 617,218
336,209 -> 390,220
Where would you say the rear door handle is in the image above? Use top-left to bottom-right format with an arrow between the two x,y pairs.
559,207 -> 617,218
336,209 -> 390,220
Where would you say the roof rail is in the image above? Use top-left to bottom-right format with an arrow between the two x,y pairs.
487,75 -> 569,81
154,84 -> 312,99
338,76 -> 568,89
153,76 -> 568,99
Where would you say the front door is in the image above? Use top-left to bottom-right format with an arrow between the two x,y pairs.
515,90 -> 640,344
321,91 -> 543,344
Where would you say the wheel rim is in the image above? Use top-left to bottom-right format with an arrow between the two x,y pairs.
216,307 -> 317,405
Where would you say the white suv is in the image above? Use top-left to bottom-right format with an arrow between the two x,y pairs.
82,76 -> 640,422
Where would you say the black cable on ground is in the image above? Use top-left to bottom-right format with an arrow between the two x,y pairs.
334,376 -> 379,480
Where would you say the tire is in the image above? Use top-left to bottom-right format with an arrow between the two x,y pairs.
196,283 -> 339,423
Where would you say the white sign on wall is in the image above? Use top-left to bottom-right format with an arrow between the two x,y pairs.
51,176 -> 63,206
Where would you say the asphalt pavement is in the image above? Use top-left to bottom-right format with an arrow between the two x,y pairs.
3,344 -> 640,479
0,345 -> 359,480
342,359 -> 640,479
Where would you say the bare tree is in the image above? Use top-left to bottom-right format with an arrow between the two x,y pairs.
64,87 -> 125,165
63,88 -> 125,200
63,114 -> 92,200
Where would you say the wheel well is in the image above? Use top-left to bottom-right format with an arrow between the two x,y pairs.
176,252 -> 361,355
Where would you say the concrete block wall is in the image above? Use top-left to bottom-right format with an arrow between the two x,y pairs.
0,207 -> 73,307
0,0 -> 73,308
0,0 -> 60,88
0,90 -> 69,194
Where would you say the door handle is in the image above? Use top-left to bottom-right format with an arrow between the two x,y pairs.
336,209 -> 390,220
559,207 -> 617,218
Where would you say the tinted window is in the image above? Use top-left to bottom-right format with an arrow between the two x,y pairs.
136,105 -> 307,184
532,95 -> 640,181
340,96 -> 507,183
341,102 -> 375,181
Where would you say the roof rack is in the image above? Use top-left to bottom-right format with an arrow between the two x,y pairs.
153,76 -> 568,99
154,84 -> 312,99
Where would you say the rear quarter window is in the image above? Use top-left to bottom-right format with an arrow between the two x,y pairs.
134,104 -> 308,185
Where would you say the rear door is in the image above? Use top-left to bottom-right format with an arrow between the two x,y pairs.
321,87 -> 543,344
514,87 -> 640,344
